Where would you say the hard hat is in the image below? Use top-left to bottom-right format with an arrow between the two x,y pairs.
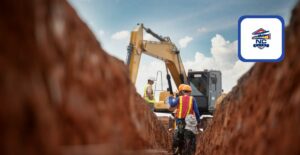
178,84 -> 186,92
182,85 -> 192,92
148,77 -> 155,81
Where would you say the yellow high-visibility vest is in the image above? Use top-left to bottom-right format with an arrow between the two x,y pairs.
143,84 -> 155,104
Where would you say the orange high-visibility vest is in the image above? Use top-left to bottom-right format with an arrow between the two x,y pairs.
176,95 -> 194,119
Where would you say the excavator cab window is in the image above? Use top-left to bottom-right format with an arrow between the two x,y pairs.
188,72 -> 208,96
211,75 -> 217,91
211,77 -> 217,84
188,72 -> 209,114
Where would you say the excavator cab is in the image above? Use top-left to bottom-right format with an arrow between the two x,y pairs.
188,70 -> 222,114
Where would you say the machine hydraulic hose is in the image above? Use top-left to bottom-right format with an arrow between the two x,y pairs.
142,25 -> 166,42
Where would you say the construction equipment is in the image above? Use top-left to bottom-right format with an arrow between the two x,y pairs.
126,23 -> 222,115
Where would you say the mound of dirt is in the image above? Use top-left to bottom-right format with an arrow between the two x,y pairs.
196,2 -> 300,155
0,0 -> 170,154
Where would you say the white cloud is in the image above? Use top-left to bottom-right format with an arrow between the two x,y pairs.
179,36 -> 193,48
197,27 -> 208,33
111,30 -> 129,40
211,34 -> 238,68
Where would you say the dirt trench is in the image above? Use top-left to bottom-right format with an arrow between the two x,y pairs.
2,0 -> 300,155
0,0 -> 170,155
196,2 -> 300,155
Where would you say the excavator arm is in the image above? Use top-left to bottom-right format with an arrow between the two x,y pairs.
126,24 -> 187,93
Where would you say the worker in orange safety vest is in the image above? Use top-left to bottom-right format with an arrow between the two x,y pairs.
168,84 -> 200,154
168,84 -> 200,124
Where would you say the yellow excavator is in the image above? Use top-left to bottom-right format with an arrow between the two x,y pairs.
126,23 -> 222,116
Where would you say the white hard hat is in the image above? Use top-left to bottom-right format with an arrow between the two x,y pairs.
148,77 -> 156,81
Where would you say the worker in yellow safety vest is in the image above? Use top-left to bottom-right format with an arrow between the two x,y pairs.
143,77 -> 156,110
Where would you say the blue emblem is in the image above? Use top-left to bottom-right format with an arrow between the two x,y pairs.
252,28 -> 271,49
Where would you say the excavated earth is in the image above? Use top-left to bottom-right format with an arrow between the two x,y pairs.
0,0 -> 170,155
196,2 -> 300,155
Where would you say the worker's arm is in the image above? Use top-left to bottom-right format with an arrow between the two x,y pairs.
168,96 -> 179,107
192,98 -> 201,123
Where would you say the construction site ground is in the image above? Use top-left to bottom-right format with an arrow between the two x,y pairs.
1,0 -> 300,155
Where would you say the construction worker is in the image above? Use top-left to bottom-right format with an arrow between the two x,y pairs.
168,84 -> 200,154
169,84 -> 186,119
169,85 -> 200,123
143,77 -> 156,110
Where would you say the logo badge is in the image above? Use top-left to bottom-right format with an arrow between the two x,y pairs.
252,28 -> 271,49
238,15 -> 285,62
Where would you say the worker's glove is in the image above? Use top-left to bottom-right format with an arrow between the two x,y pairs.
166,96 -> 173,110
166,97 -> 171,105
168,96 -> 175,101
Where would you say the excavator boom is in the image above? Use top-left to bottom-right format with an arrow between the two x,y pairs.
126,24 -> 187,92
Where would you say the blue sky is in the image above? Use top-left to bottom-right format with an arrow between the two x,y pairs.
69,0 -> 297,94
69,0 -> 296,60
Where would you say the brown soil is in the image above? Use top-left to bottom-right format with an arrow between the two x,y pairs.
196,2 -> 300,155
0,0 -> 170,154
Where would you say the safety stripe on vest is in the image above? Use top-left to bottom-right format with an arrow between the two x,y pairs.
178,96 -> 183,118
187,96 -> 193,114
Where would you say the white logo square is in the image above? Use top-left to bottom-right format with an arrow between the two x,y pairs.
238,16 -> 285,62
